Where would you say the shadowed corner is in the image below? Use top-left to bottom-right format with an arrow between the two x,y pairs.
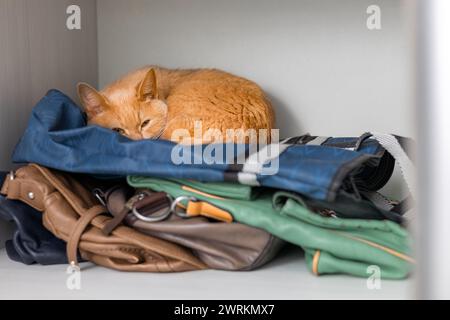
266,91 -> 305,139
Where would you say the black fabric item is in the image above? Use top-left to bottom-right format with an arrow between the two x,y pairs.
391,195 -> 415,215
0,172 -> 69,265
304,190 -> 404,224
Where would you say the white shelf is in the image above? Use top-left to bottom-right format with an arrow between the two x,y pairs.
0,247 -> 413,300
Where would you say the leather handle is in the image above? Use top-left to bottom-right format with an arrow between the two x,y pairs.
67,205 -> 107,266
135,192 -> 168,209
101,207 -> 128,236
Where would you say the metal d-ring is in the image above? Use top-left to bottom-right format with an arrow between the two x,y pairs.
131,194 -> 173,222
170,196 -> 198,218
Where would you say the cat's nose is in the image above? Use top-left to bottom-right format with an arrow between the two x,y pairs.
127,132 -> 143,140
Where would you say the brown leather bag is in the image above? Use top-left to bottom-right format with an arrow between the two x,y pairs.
100,186 -> 284,271
1,164 -> 206,272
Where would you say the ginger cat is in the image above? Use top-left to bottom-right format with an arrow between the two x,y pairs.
77,66 -> 275,143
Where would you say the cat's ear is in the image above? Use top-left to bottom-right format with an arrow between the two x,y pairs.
77,83 -> 107,117
138,68 -> 159,101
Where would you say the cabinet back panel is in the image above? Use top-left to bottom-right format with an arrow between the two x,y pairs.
0,0 -> 98,245
98,0 -> 416,138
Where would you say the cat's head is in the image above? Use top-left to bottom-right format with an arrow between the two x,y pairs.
77,68 -> 168,140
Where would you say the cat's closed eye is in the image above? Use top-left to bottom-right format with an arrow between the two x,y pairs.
141,119 -> 151,129
112,127 -> 125,135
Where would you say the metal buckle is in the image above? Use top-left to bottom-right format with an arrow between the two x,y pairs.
170,196 -> 198,218
131,194 -> 173,222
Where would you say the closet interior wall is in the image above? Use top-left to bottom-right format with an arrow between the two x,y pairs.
0,0 -> 98,246
98,0 -> 416,138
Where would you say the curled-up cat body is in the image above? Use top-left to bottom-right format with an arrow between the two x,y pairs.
77,66 -> 275,143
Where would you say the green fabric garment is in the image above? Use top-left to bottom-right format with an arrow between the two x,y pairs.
128,176 -> 413,279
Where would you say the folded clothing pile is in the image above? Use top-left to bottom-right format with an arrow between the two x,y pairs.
0,90 -> 415,278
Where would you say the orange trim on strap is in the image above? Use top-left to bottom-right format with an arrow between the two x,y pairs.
182,186 -> 225,200
180,185 -> 233,222
312,250 -> 321,275
186,200 -> 233,223
337,232 -> 416,264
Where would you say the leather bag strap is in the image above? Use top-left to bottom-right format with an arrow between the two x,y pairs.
102,191 -> 169,235
102,207 -> 129,235
67,205 -> 107,266
26,164 -> 110,266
